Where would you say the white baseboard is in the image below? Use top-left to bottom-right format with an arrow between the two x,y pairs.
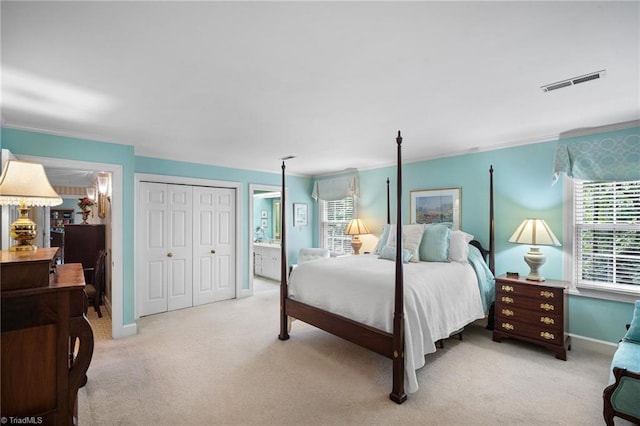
113,322 -> 137,339
568,333 -> 617,357
103,296 -> 112,316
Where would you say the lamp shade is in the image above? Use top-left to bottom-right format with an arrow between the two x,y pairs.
344,218 -> 370,236
508,219 -> 561,246
0,160 -> 62,206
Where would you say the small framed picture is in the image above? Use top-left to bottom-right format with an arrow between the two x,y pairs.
293,203 -> 308,227
410,187 -> 461,230
261,210 -> 267,219
261,219 -> 268,228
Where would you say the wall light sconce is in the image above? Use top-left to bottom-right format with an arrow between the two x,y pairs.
97,173 -> 111,218
86,186 -> 97,202
0,160 -> 63,251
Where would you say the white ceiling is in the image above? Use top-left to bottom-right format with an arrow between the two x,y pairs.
2,1 -> 639,178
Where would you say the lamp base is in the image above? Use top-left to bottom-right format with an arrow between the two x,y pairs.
9,203 -> 38,251
351,236 -> 363,255
524,246 -> 546,282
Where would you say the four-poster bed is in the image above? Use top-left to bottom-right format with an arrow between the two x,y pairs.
278,132 -> 495,403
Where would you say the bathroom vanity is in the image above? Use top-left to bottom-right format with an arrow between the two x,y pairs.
253,242 -> 281,281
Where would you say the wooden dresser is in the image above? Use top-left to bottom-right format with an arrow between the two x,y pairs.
492,274 -> 570,360
1,248 -> 94,425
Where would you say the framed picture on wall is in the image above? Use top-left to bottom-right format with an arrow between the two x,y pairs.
261,210 -> 267,219
261,219 -> 268,228
293,203 -> 308,227
409,187 -> 461,230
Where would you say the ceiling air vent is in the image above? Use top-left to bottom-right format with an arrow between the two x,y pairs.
541,70 -> 606,92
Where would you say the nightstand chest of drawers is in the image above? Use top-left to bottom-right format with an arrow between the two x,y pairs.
492,275 -> 571,360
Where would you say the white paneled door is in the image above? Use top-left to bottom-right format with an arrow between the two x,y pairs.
138,182 -> 169,316
138,182 -> 193,316
193,187 -> 236,305
167,185 -> 193,311
138,182 -> 236,317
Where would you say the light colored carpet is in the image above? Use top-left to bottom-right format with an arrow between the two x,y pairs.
79,286 -> 621,425
86,307 -> 112,341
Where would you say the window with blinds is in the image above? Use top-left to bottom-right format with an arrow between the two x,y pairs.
574,179 -> 640,291
320,197 -> 354,255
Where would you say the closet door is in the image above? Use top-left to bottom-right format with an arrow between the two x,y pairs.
138,182 -> 169,316
193,187 -> 236,305
166,185 -> 193,311
138,183 -> 193,316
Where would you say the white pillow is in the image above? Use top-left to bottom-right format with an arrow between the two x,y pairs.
449,230 -> 474,262
387,224 -> 425,263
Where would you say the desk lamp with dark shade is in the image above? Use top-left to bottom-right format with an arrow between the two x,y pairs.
344,218 -> 370,255
509,218 -> 561,281
0,160 -> 63,251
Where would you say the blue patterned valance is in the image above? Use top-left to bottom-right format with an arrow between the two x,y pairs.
312,173 -> 359,201
553,132 -> 640,182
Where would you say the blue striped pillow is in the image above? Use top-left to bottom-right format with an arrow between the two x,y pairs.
419,224 -> 451,262
374,224 -> 391,255
378,245 -> 413,263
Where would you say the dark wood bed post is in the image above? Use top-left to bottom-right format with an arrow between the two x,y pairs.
489,165 -> 495,274
390,130 -> 407,404
279,158 -> 290,341
486,165 -> 496,331
386,178 -> 391,225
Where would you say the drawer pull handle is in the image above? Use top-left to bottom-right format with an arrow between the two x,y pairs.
540,331 -> 555,340
540,290 -> 555,299
501,285 -> 514,292
501,323 -> 514,331
540,303 -> 555,311
501,296 -> 514,304
502,309 -> 514,317
540,316 -> 555,325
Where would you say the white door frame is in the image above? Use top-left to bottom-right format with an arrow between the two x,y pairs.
19,155 -> 130,338
249,184 -> 286,294
135,173 -> 243,320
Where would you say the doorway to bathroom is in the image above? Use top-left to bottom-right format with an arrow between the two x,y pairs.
249,184 -> 283,293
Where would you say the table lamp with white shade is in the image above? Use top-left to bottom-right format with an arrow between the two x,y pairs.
508,218 -> 561,281
344,218 -> 370,255
0,160 -> 63,251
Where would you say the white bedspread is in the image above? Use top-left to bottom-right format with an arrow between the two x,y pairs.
288,254 -> 486,393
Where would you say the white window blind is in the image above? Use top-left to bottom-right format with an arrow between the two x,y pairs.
320,197 -> 354,255
574,179 -> 640,290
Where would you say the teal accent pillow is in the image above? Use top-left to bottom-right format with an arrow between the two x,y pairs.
378,245 -> 413,263
623,300 -> 640,344
374,224 -> 391,255
419,224 -> 451,262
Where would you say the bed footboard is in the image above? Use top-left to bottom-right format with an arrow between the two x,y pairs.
286,298 -> 393,357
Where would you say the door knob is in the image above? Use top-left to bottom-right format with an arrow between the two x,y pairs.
210,249 -> 216,254
167,252 -> 173,257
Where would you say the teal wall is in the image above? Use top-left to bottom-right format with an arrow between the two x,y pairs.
354,126 -> 639,344
1,128 -> 314,328
1,128 -> 137,324
2,126 -> 636,343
